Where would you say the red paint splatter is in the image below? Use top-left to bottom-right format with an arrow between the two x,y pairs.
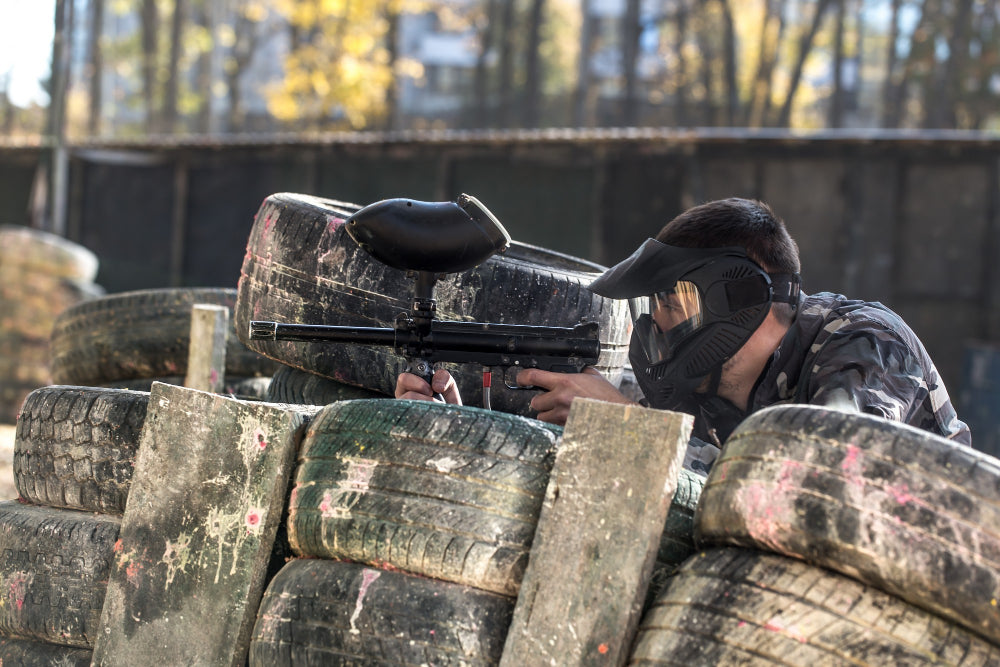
113,539 -> 124,553
246,510 -> 261,531
255,430 -> 268,450
209,369 -> 219,385
597,643 -> 608,654
328,215 -> 345,230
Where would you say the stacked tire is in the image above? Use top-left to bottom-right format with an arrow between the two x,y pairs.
0,226 -> 103,424
249,398 -> 557,664
630,405 -> 1000,664
234,193 -> 632,416
0,385 -> 148,664
49,287 -> 277,398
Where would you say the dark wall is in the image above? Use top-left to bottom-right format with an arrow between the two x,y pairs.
4,131 -> 998,439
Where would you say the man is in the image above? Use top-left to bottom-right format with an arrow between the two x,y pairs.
396,198 -> 972,470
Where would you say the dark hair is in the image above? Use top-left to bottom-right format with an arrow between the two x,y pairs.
656,198 -> 801,324
655,198 -> 800,274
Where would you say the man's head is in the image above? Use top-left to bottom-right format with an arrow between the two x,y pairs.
655,198 -> 800,326
589,197 -> 801,410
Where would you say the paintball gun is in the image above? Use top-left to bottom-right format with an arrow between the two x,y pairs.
248,194 -> 601,409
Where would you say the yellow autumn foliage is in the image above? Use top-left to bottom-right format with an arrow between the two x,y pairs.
267,0 -> 419,129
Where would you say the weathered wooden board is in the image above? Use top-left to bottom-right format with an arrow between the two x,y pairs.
184,303 -> 229,393
92,382 -> 319,667
501,398 -> 693,666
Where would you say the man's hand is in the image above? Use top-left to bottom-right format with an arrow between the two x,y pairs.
395,369 -> 463,405
517,367 -> 633,425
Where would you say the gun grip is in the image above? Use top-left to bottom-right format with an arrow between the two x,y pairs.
408,359 -> 444,402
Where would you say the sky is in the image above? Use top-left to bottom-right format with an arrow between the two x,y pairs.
0,0 -> 56,106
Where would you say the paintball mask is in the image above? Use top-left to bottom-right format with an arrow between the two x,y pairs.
589,239 -> 800,409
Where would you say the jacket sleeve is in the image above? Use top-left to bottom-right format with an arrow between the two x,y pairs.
802,322 -> 924,422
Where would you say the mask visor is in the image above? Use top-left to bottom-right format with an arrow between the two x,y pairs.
629,280 -> 704,364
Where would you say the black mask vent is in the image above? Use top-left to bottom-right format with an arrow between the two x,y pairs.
685,328 -> 744,376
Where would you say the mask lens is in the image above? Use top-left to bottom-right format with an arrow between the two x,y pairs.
630,281 -> 704,363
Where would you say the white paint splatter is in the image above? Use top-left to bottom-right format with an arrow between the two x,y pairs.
348,568 -> 381,635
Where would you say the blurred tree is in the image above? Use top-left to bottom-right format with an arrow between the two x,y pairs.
38,0 -> 1000,136
776,0 -> 834,126
267,0 -> 417,130
86,0 -> 104,135
139,0 -> 158,132
522,0 -> 546,127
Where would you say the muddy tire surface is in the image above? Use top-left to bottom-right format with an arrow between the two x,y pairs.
287,399 -> 561,596
235,192 -> 630,416
0,637 -> 92,666
646,467 -> 705,607
631,547 -> 1000,665
98,374 -> 271,400
49,287 -> 277,386
0,500 -> 120,648
13,386 -> 148,514
266,364 -> 386,405
249,558 -> 513,666
696,404 -> 1000,645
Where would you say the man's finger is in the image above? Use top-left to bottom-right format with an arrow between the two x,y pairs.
516,368 -> 562,389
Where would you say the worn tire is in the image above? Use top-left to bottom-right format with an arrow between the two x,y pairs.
288,399 -> 561,596
13,386 -> 148,514
630,547 -> 1000,665
49,287 -> 278,386
98,374 -> 271,400
235,192 -> 630,416
266,364 -> 387,405
0,226 -> 98,282
646,468 -> 705,607
0,501 -> 120,648
0,637 -> 92,666
249,558 -> 513,666
696,404 -> 1000,645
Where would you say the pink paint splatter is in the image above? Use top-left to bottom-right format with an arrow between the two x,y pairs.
246,510 -> 262,531
327,215 -> 345,230
348,569 -> 382,634
209,369 -> 219,385
8,574 -> 28,612
253,428 -> 268,450
736,484 -> 784,552
841,444 -> 865,490
841,445 -> 861,470
887,483 -> 914,506
318,491 -> 333,515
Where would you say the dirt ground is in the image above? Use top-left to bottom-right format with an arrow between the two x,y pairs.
0,425 -> 17,500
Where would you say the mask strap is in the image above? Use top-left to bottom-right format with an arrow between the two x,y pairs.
706,365 -> 722,395
768,273 -> 801,309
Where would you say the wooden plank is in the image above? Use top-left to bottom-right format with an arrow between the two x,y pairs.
500,398 -> 693,666
184,303 -> 229,393
92,382 -> 320,667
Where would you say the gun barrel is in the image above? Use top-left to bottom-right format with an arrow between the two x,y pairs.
249,321 -> 396,346
423,320 -> 601,370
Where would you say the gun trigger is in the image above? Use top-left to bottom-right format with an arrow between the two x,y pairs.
502,367 -> 535,391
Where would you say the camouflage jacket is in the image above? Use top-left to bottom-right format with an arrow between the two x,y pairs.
752,291 -> 971,445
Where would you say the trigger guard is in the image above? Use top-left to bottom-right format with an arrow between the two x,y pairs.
502,366 -> 536,391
